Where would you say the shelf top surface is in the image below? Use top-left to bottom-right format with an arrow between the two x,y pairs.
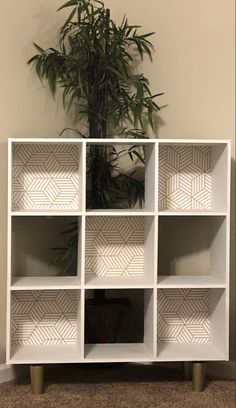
8,138 -> 231,145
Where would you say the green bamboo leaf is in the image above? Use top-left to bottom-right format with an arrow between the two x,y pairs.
33,42 -> 45,54
57,0 -> 78,11
132,150 -> 145,164
61,7 -> 77,30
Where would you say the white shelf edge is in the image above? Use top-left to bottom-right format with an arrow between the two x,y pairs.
9,345 -> 82,364
158,211 -> 228,217
9,138 -> 231,144
157,276 -> 226,289
156,343 -> 227,362
11,277 -> 81,290
11,211 -> 83,217
85,210 -> 155,216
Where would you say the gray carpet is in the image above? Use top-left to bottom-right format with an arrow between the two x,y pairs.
0,364 -> 235,408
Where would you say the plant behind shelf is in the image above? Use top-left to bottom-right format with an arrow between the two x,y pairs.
28,0 -> 163,315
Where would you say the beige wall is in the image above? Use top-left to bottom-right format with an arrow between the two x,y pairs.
0,0 -> 235,376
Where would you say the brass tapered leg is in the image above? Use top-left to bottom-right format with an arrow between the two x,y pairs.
182,362 -> 193,380
30,365 -> 44,394
192,362 -> 206,392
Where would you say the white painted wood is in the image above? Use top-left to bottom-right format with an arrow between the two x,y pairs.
158,215 -> 227,281
158,210 -> 228,216
86,210 -> 155,216
85,275 -> 154,288
145,143 -> 156,211
143,290 -> 155,355
210,289 -> 228,358
10,345 -> 82,364
157,275 -> 226,288
211,143 -> 229,212
11,276 -> 81,290
6,140 -> 12,364
84,343 -> 153,361
156,343 -> 227,361
7,138 -> 230,364
11,211 -> 83,216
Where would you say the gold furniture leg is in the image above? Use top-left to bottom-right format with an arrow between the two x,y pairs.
30,365 -> 44,394
192,362 -> 206,392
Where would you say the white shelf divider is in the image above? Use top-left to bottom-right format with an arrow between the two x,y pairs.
11,276 -> 81,290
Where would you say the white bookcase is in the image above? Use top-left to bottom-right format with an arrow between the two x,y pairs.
6,138 -> 231,368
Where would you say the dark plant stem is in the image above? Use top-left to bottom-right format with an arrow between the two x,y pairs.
101,8 -> 110,139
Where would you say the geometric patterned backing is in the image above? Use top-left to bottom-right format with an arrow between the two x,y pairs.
85,217 -> 144,277
159,145 -> 211,210
11,290 -> 78,345
12,144 -> 80,210
157,289 -> 210,343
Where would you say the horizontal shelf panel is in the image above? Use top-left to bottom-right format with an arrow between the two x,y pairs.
85,138 -> 155,145
158,139 -> 230,145
157,276 -> 226,288
9,138 -> 230,145
11,210 -> 83,216
10,345 -> 81,364
158,210 -> 228,217
86,210 -> 155,216
156,343 -> 227,361
10,138 -> 84,144
85,275 -> 154,289
11,276 -> 81,290
84,343 -> 153,361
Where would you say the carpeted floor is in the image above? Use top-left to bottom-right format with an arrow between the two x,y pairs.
0,364 -> 235,408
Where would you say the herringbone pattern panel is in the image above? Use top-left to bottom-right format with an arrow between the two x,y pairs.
159,145 -> 211,210
12,144 -> 80,210
11,290 -> 78,345
157,289 -> 210,343
85,217 -> 144,277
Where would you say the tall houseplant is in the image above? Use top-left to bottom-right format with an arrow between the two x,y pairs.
28,0 -> 162,342
28,0 -> 162,209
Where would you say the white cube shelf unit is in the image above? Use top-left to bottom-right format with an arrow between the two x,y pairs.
7,138 -> 230,366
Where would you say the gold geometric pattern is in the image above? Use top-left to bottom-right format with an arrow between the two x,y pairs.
12,144 -> 80,210
157,289 -> 210,343
11,290 -> 78,346
85,216 -> 144,277
159,145 -> 211,210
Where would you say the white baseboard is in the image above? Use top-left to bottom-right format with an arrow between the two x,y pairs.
0,365 -> 15,384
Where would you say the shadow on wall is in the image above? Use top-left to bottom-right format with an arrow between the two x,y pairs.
0,141 -> 7,363
229,157 -> 235,363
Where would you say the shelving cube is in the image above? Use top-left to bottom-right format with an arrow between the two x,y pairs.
7,138 -> 231,392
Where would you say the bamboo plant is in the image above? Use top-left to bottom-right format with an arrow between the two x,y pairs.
28,0 -> 162,272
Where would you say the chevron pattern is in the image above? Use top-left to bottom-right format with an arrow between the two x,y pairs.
157,289 -> 210,343
11,290 -> 78,346
85,217 -> 144,277
12,144 -> 80,210
159,145 -> 212,210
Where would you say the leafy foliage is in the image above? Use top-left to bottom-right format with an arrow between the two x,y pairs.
28,0 -> 162,138
28,0 -> 163,272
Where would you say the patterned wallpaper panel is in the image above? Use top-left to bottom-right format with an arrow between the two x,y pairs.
11,290 -> 78,346
157,289 -> 210,343
159,145 -> 212,210
85,217 -> 145,278
12,144 -> 80,210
